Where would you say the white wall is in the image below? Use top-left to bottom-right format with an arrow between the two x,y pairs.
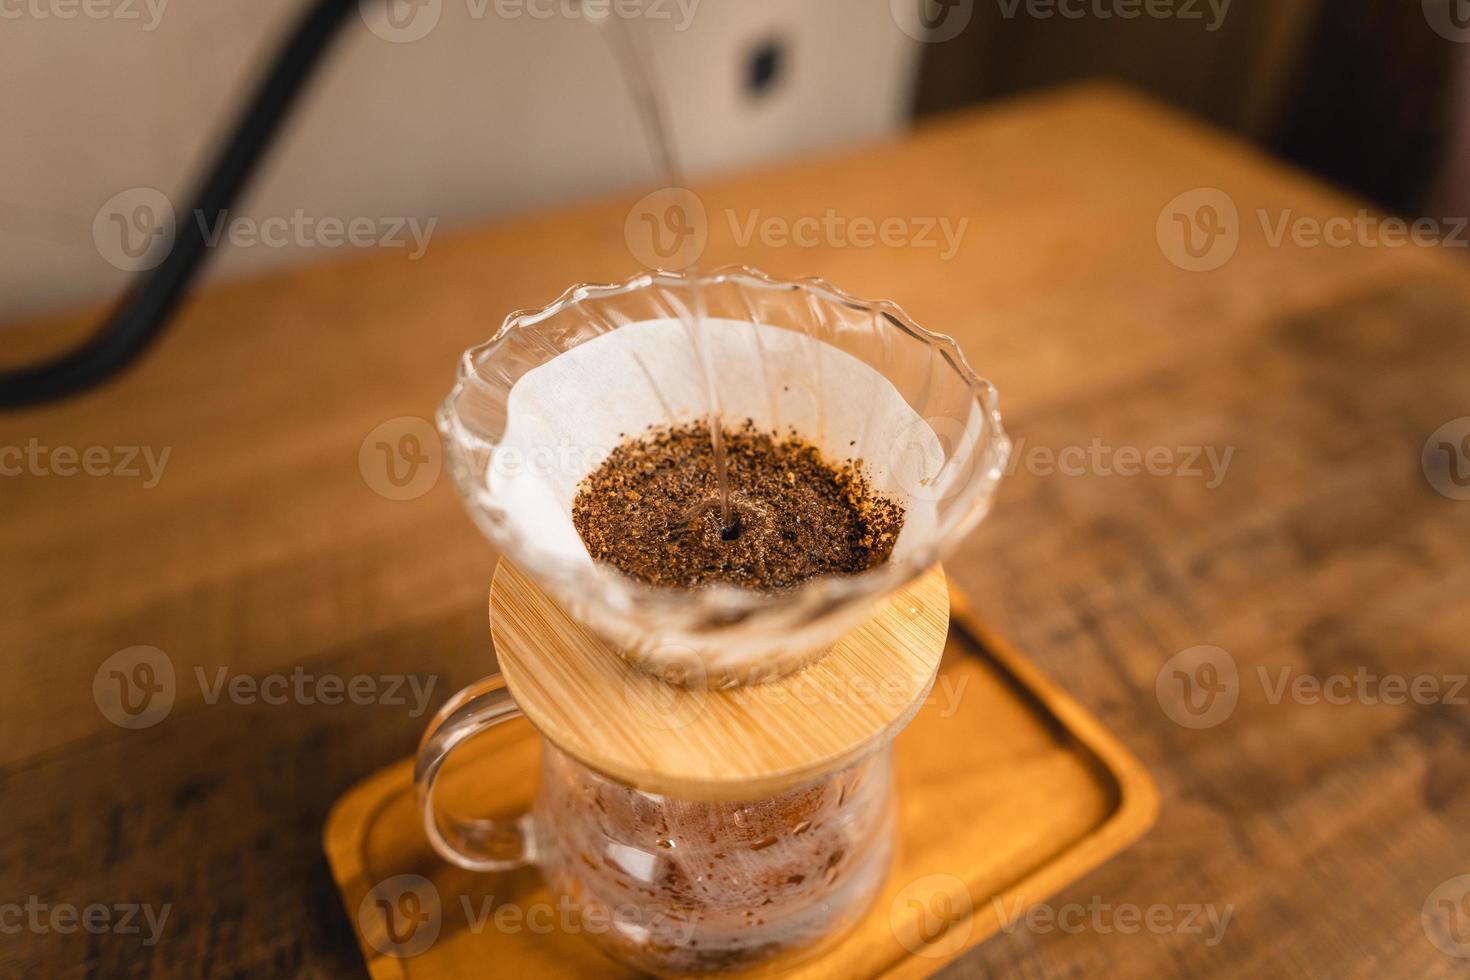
1,0 -> 921,320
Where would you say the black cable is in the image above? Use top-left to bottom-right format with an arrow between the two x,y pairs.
1,0 -> 363,408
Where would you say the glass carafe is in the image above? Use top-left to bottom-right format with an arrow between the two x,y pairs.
416,674 -> 897,976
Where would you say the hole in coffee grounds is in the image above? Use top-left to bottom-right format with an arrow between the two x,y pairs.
572,420 -> 904,591
719,515 -> 743,542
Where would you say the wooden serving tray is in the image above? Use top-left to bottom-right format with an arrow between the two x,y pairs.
324,589 -> 1158,978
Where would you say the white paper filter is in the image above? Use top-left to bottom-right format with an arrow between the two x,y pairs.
490,316 -> 945,574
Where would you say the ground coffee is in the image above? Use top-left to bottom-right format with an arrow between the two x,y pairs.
572,420 -> 904,591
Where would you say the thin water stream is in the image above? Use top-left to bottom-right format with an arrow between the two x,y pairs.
600,14 -> 736,533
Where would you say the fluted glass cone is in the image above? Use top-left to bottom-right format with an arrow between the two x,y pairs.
439,268 -> 1010,686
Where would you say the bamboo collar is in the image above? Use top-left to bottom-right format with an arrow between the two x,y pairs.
491,560 -> 948,801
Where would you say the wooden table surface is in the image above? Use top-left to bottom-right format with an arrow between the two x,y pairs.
4,83 -> 1469,979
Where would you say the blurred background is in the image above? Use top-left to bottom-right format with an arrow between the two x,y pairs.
3,0 -> 1468,322
8,3 -> 1470,978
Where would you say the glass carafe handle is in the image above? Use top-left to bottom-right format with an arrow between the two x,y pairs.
414,674 -> 536,871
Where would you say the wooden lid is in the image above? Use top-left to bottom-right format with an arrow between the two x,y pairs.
490,561 -> 949,801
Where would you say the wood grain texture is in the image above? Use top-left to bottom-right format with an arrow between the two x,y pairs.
3,82 -> 1470,978
492,561 -> 948,800
323,598 -> 1156,979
